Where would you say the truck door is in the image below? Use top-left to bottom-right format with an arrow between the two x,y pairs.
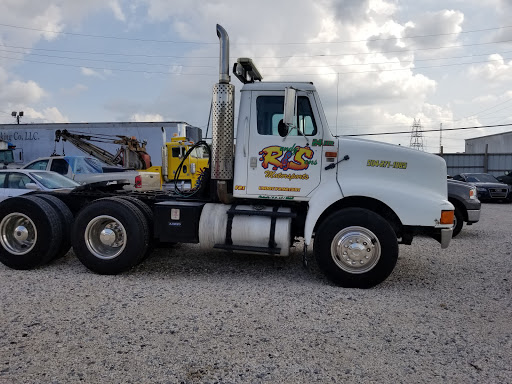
246,91 -> 323,198
0,173 -> 6,201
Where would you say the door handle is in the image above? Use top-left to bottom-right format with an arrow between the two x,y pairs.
243,117 -> 249,157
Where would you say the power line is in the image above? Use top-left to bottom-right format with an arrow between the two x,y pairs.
1,22 -> 511,45
0,55 -> 214,76
2,37 -> 512,61
344,123 -> 512,136
2,52 -> 510,77
0,48 -> 216,68
3,46 -> 511,70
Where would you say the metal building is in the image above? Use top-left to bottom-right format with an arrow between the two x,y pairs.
465,130 -> 512,154
0,121 -> 202,166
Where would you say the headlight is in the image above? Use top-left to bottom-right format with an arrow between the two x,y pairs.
469,187 -> 478,199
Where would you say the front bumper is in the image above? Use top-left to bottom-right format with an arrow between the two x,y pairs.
467,209 -> 481,223
403,226 -> 453,248
439,228 -> 452,249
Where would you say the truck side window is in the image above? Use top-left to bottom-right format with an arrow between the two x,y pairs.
256,96 -> 317,136
0,173 -> 6,187
50,159 -> 70,175
25,160 -> 49,170
171,147 -> 184,158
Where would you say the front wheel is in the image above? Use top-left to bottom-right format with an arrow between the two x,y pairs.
314,208 -> 398,288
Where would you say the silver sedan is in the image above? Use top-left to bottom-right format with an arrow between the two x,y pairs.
0,169 -> 79,202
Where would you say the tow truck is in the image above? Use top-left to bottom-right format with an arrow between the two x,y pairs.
0,25 -> 454,288
55,129 -> 209,189
0,139 -> 21,169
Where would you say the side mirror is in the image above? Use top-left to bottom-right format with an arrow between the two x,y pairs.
283,87 -> 297,128
25,183 -> 41,191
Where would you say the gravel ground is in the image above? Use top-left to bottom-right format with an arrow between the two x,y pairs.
0,203 -> 511,384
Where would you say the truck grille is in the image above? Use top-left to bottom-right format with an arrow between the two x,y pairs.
489,188 -> 508,198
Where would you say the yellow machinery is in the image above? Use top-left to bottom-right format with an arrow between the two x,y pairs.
144,135 -> 209,189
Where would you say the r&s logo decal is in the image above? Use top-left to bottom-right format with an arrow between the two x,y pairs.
259,144 -> 316,171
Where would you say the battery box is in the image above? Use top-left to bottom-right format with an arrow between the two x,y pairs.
153,201 -> 205,243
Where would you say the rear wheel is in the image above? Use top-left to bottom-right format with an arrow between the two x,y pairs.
314,208 -> 398,288
30,194 -> 74,258
71,198 -> 149,274
108,196 -> 154,260
0,196 -> 62,269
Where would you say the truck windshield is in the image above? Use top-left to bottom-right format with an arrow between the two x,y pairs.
0,150 -> 14,164
467,174 -> 500,183
65,157 -> 105,174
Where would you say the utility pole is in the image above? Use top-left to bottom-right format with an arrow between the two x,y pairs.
439,122 -> 443,154
409,118 -> 424,151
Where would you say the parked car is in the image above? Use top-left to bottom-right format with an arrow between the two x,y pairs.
451,173 -> 512,202
0,169 -> 79,202
447,179 -> 481,237
496,170 -> 512,186
22,156 -> 161,191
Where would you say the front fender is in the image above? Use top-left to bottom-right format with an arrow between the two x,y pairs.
304,177 -> 343,245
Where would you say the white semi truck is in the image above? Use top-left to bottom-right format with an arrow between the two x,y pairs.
0,25 -> 454,288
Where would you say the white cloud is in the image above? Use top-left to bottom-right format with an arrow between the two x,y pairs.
0,79 -> 46,105
23,106 -> 69,123
80,67 -> 112,79
130,113 -> 164,122
402,10 -> 464,49
468,54 -> 512,82
60,83 -> 88,96
109,0 -> 126,22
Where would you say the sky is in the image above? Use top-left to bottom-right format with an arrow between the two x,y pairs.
0,0 -> 512,153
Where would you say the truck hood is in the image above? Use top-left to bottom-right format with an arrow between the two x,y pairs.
336,137 -> 450,226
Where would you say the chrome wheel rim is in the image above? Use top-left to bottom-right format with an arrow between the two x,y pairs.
84,215 -> 127,260
0,213 -> 38,255
330,226 -> 381,274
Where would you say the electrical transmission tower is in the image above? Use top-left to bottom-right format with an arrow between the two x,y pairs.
409,118 -> 425,151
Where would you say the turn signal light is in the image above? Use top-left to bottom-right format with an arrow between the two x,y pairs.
325,152 -> 337,157
440,210 -> 454,224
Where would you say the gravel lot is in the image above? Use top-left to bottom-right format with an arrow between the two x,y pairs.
0,203 -> 511,384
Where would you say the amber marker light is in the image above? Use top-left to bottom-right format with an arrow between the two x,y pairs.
440,210 -> 454,224
325,152 -> 337,158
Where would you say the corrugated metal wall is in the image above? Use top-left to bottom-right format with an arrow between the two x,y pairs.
465,131 -> 512,153
441,153 -> 512,176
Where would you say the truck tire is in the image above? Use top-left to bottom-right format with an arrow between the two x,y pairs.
30,194 -> 74,259
0,196 -> 62,269
314,207 -> 398,289
71,198 -> 149,274
107,196 -> 154,260
452,207 -> 464,238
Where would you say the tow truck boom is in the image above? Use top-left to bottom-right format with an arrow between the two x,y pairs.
54,129 -> 151,169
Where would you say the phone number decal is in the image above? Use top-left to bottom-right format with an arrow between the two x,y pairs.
367,159 -> 407,169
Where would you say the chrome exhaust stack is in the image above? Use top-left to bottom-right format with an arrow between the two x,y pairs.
211,24 -> 235,195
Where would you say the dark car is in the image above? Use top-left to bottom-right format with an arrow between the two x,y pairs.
447,179 -> 481,237
452,173 -> 511,202
496,170 -> 512,186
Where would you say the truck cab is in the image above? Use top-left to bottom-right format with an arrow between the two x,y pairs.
233,80 -> 453,249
